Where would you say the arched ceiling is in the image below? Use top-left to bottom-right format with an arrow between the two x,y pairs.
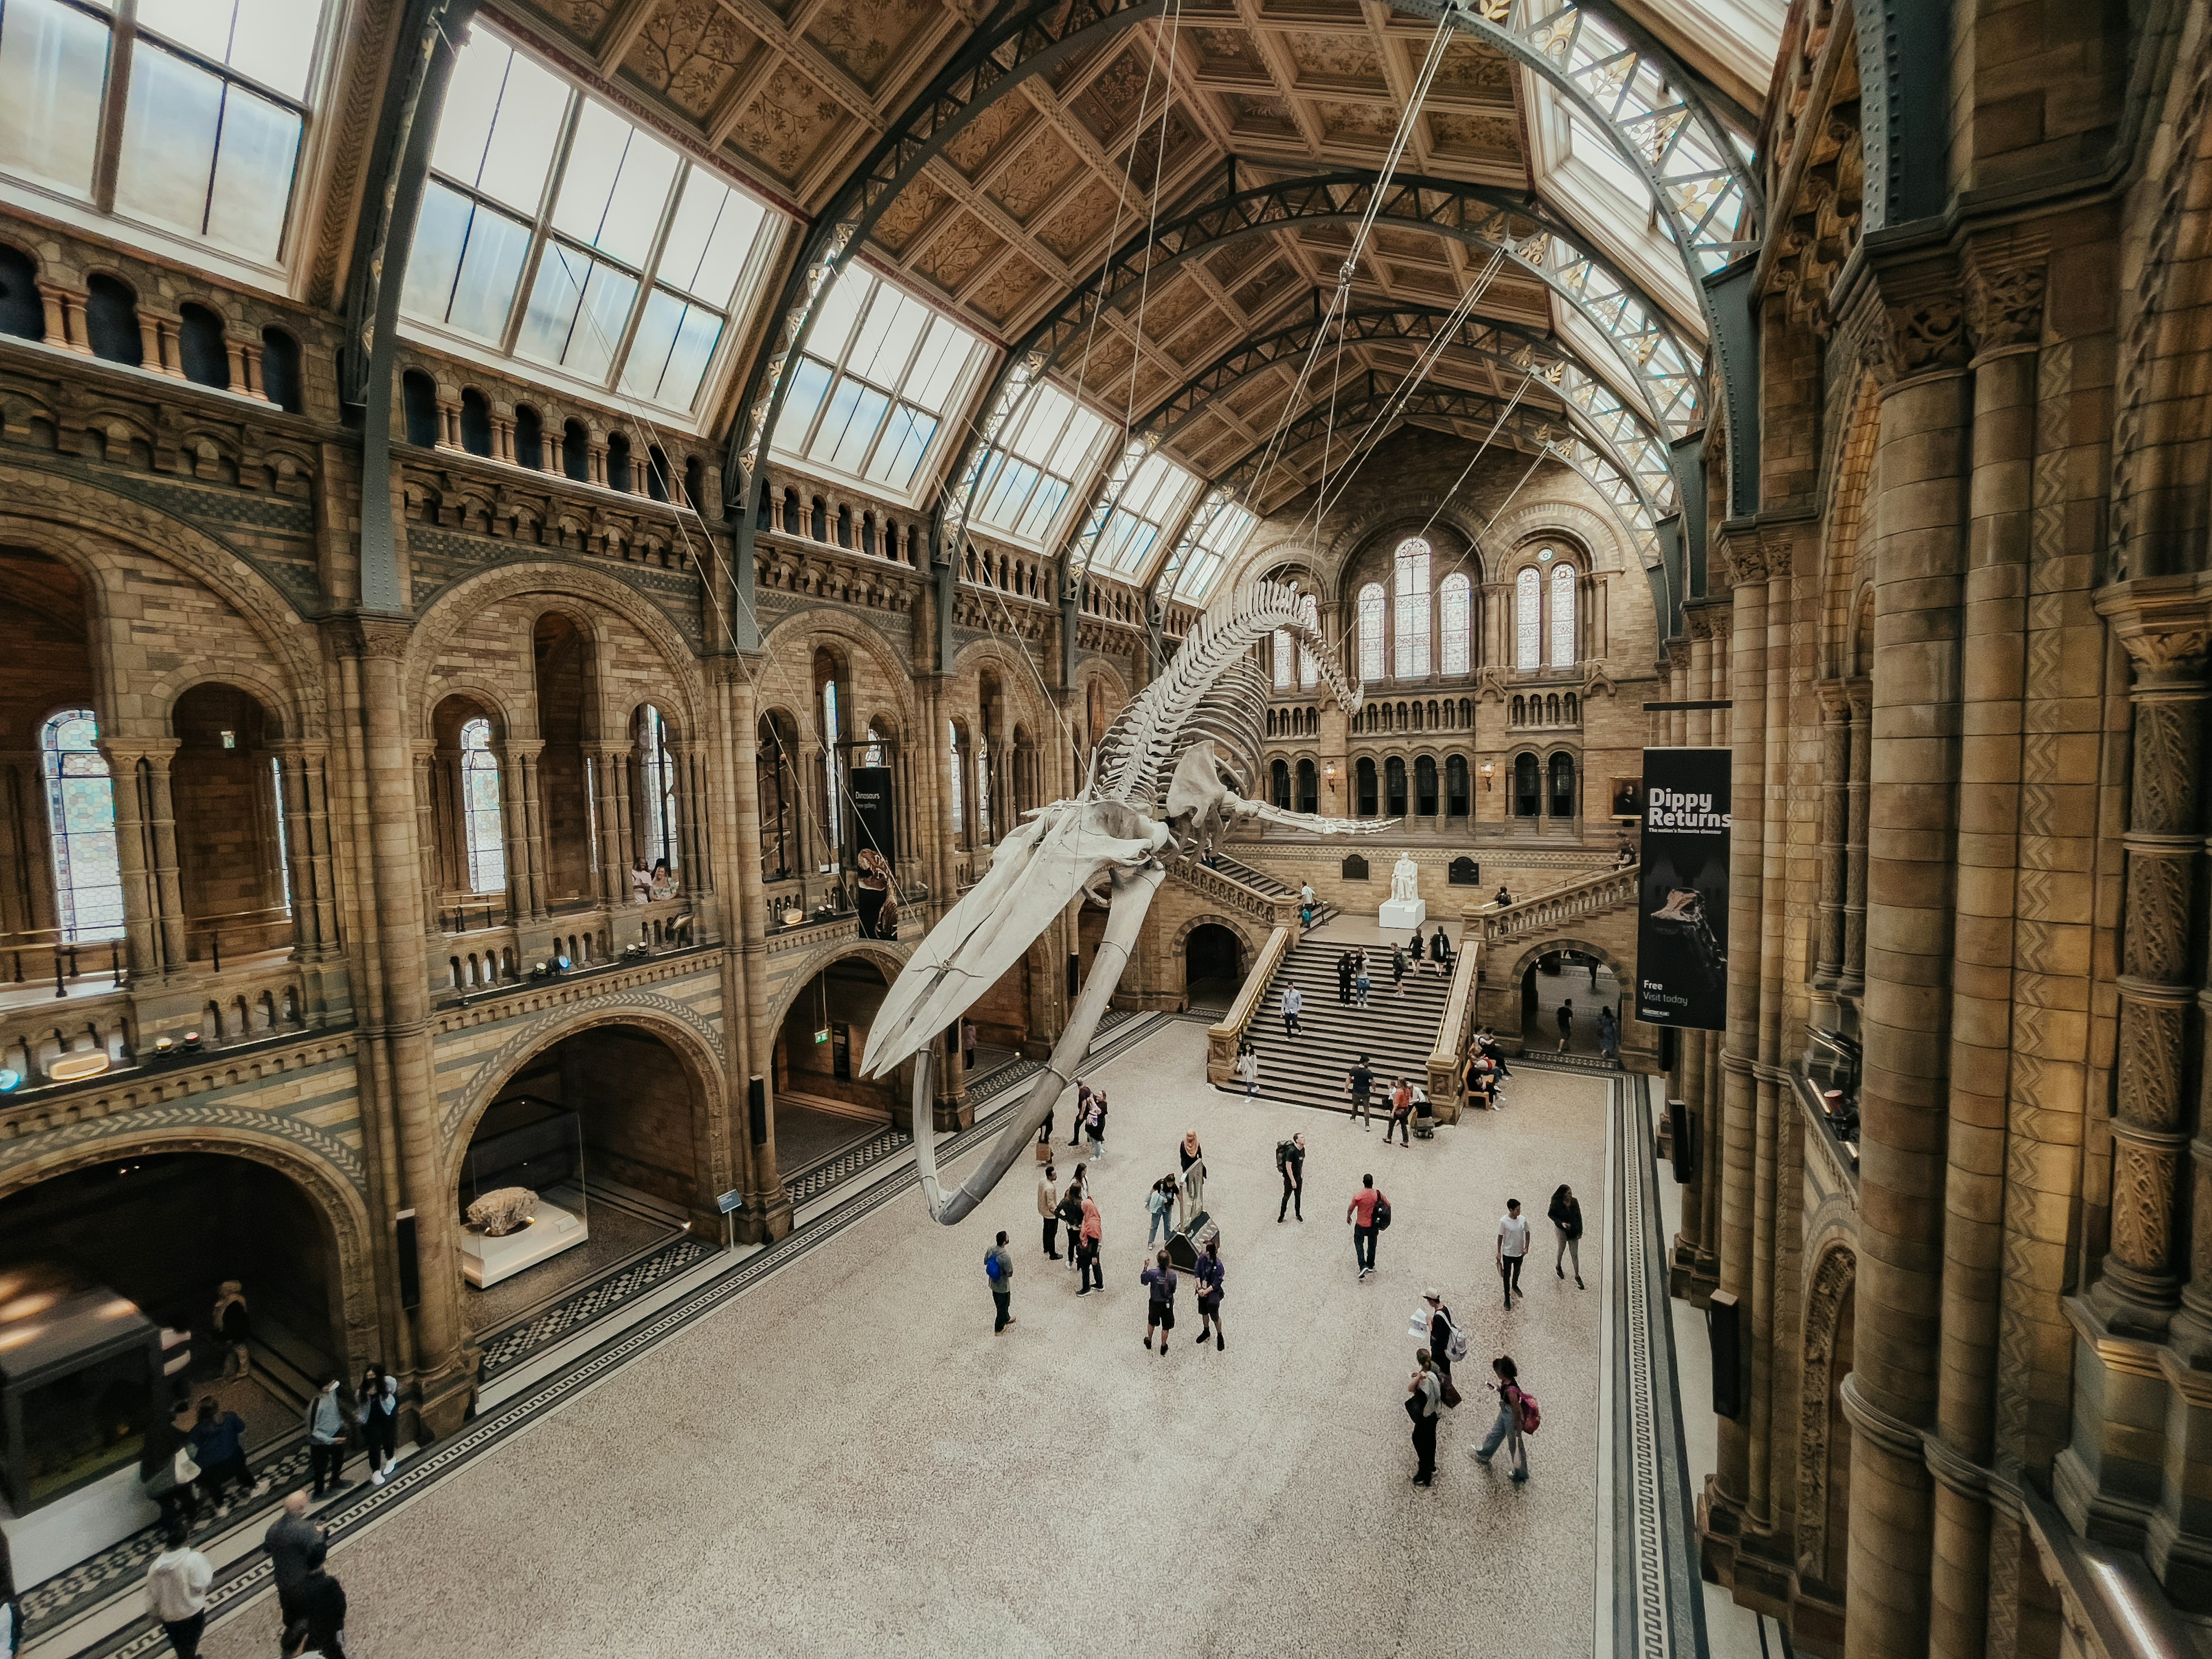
493,0 -> 1780,597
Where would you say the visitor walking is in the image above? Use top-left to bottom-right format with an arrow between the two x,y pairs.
1147,1176 -> 1177,1246
985,1231 -> 1016,1332
1498,1198 -> 1531,1308
1550,1184 -> 1585,1289
1084,1090 -> 1108,1161
1556,998 -> 1574,1053
140,1398 -> 199,1533
1234,1044 -> 1260,1097
962,1018 -> 978,1073
1493,882 -> 1513,908
1141,1250 -> 1178,1355
305,1377 -> 345,1499
1077,1192 -> 1104,1293
1281,981 -> 1305,1037
1039,1164 -> 1062,1259
1431,928 -> 1452,976
1348,1174 -> 1387,1279
1070,1081 -> 1092,1147
264,1493 -> 323,1625
1392,942 -> 1408,997
1598,1006 -> 1619,1060
295,1543 -> 347,1658
1056,1176 -> 1085,1271
1193,1237 -> 1225,1350
1336,949 -> 1354,1005
1276,1131 -> 1305,1221
356,1364 -> 397,1486
1352,953 -> 1372,1007
1179,1130 -> 1207,1224
1423,1289 -> 1461,1383
1407,1350 -> 1443,1486
188,1396 -> 251,1505
143,1524 -> 212,1659
1385,1078 -> 1414,1146
212,1281 -> 251,1380
1469,1355 -> 1532,1482
1300,880 -> 1316,911
1346,1055 -> 1376,1129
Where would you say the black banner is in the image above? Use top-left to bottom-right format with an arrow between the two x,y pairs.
847,766 -> 897,865
1634,747 -> 1731,1032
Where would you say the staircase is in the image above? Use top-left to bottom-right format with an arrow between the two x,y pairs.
1170,853 -> 1338,931
1230,928 -> 1454,1115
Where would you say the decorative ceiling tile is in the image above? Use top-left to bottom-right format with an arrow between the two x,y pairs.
1283,31 -> 1384,90
1134,276 -> 1207,340
1221,92 -> 1299,139
802,0 -> 938,92
1036,175 -> 1124,262
1311,100 -> 1400,148
1431,39 -> 1513,102
971,255 -> 1049,327
1171,310 -> 1230,363
1373,227 -> 1435,260
724,70 -> 843,185
527,0 -> 612,51
1232,263 -> 1298,316
987,128 -> 1083,225
911,210 -> 1006,292
1069,49 -> 1153,149
942,96 -> 1033,179
1428,112 -> 1518,161
624,0 -> 756,122
872,171 -> 950,255
1391,266 -> 1456,298
1206,241 -> 1270,288
1125,107 -> 1205,196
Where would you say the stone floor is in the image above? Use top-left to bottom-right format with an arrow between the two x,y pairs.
202,1021 -> 1610,1659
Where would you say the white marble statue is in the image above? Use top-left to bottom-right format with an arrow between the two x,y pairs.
861,580 -> 1396,1226
1390,853 -> 1420,903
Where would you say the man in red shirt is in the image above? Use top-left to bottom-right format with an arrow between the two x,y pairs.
1347,1174 -> 1386,1279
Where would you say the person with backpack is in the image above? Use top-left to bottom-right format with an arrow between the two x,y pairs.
1039,1163 -> 1062,1260
1140,1249 -> 1177,1355
1549,1184 -> 1586,1289
1470,1354 -> 1534,1482
1084,1091 -> 1108,1161
1347,1173 -> 1388,1279
1498,1198 -> 1531,1308
1336,949 -> 1353,1005
1275,1132 -> 1305,1222
1146,1176 -> 1177,1247
1391,942 -> 1408,997
1406,1349 -> 1444,1486
1192,1237 -> 1225,1350
1421,1289 -> 1465,1384
1075,1192 -> 1104,1294
985,1230 -> 1016,1333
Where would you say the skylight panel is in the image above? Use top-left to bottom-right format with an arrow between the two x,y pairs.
1093,453 -> 1199,578
968,382 -> 1110,549
1171,502 -> 1255,603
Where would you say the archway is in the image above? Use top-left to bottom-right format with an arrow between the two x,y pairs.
1184,922 -> 1244,1013
171,683 -> 291,966
531,612 -> 595,907
0,1151 -> 346,1513
456,1022 -> 714,1328
1517,947 -> 1625,1060
774,953 -> 904,1163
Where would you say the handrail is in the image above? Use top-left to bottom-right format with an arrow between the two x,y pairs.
1172,860 -> 1294,928
1425,938 -> 1482,1122
1470,862 -> 1640,945
1206,923 -> 1293,1086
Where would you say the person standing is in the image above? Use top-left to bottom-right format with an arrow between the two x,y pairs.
1385,1078 -> 1414,1146
1430,929 -> 1452,977
1281,980 -> 1305,1037
356,1365 -> 398,1486
1556,998 -> 1574,1054
1234,1044 -> 1260,1097
1423,1289 -> 1458,1384
1493,882 -> 1513,908
212,1281 -> 251,1380
1085,1090 -> 1108,1161
1276,1132 -> 1306,1222
1470,1355 -> 1531,1482
1498,1198 -> 1531,1308
1598,1006 -> 1619,1061
1345,1055 -> 1375,1130
1391,942 -> 1408,997
961,1019 -> 979,1074
264,1493 -> 324,1626
1336,949 -> 1353,1005
1057,1176 -> 1086,1272
1141,1249 -> 1179,1355
986,1230 -> 1016,1333
143,1524 -> 212,1658
1192,1238 -> 1225,1350
1146,1177 -> 1176,1246
1352,953 -> 1372,1007
188,1396 -> 251,1506
1550,1184 -> 1585,1289
1039,1164 -> 1062,1259
1077,1192 -> 1104,1294
1069,1081 -> 1092,1147
1178,1130 -> 1206,1224
1407,1350 -> 1443,1486
296,1543 -> 347,1658
1347,1174 -> 1385,1279
305,1377 -> 345,1500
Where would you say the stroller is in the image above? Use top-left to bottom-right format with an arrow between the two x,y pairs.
1412,1085 -> 1436,1139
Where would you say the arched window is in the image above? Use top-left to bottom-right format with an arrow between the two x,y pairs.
1298,591 -> 1321,689
1355,756 -> 1378,816
1272,625 -> 1293,690
1514,567 -> 1540,671
1270,759 -> 1290,809
1357,584 -> 1385,681
1296,759 -> 1319,815
459,718 -> 506,893
639,704 -> 679,874
821,677 -> 842,855
947,721 -> 963,834
1392,538 -> 1430,679
1385,756 -> 1408,817
975,730 -> 992,843
41,710 -> 123,942
1550,752 -> 1577,817
1551,562 -> 1577,667
862,726 -> 884,768
1514,752 -> 1540,818
1439,572 -> 1471,676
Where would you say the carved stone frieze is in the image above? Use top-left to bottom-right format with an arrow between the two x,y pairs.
1963,255 -> 2048,354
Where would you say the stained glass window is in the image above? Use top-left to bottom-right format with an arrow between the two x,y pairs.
269,755 -> 292,914
1393,538 -> 1431,680
947,722 -> 963,834
1440,573 -> 1472,676
459,717 -> 505,895
1516,568 -> 1541,671
1298,592 -> 1321,690
41,709 -> 122,942
1357,584 -> 1386,683
975,732 -> 992,843
821,680 -> 841,858
862,727 -> 884,768
1551,564 -> 1578,668
639,704 -> 678,873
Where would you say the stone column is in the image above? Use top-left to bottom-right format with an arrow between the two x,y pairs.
727,671 -> 792,1240
100,744 -> 161,979
1844,297 -> 1973,1659
514,742 -> 550,922
141,742 -> 187,972
1814,683 -> 1850,990
498,740 -> 538,925
273,743 -> 321,956
2089,606 -> 2206,1332
36,282 -> 89,353
413,744 -> 441,936
593,748 -> 624,907
1842,681 -> 1872,994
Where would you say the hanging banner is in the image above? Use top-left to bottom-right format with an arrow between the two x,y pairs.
1634,747 -> 1731,1032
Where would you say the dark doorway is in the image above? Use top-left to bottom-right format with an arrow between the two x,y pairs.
1185,923 -> 1242,1013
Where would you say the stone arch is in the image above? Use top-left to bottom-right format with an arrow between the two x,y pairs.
425,681 -> 521,744
1794,1238 -> 1859,1595
1169,911 -> 1260,964
1493,933 -> 1630,997
759,607 -> 921,741
159,666 -> 298,741
762,938 -> 913,1036
1820,375 -> 1883,679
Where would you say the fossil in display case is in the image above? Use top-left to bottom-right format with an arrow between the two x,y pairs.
466,1186 -> 539,1237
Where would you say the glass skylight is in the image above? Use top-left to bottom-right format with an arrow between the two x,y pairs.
1088,452 -> 1200,578
968,382 -> 1111,548
402,22 -> 778,417
771,263 -> 983,497
1169,501 -> 1255,603
0,0 -> 328,264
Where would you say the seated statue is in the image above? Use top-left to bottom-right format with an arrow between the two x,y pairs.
1389,854 -> 1421,904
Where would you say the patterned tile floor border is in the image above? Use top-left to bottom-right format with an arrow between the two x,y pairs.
36,1009 -> 1169,1659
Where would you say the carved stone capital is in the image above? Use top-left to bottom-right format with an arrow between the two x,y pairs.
1718,538 -> 1767,586
1758,528 -> 1797,579
1817,678 -> 1850,719
333,615 -> 415,661
2098,578 -> 2212,685
1963,248 -> 2048,354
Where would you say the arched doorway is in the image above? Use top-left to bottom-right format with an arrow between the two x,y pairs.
0,1152 -> 347,1513
1513,752 -> 1541,819
1184,923 -> 1243,1013
457,1022 -> 715,1327
774,954 -> 904,1161
1518,949 -> 1624,1059
172,683 -> 291,966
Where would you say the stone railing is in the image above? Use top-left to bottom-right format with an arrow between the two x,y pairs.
1469,863 -> 1639,945
1172,860 -> 1297,929
1424,939 -> 1480,1123
1206,923 -> 1294,1085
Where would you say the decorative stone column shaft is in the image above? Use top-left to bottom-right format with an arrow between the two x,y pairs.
141,742 -> 187,972
1842,680 -> 1871,994
1815,682 -> 1850,988
99,744 -> 161,979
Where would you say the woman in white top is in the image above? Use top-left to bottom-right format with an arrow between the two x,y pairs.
144,1524 -> 213,1657
1233,1046 -> 1259,1097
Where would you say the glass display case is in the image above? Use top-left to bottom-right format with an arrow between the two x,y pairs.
0,1267 -> 159,1512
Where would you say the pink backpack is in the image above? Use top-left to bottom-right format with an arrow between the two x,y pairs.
1513,1385 -> 1541,1434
